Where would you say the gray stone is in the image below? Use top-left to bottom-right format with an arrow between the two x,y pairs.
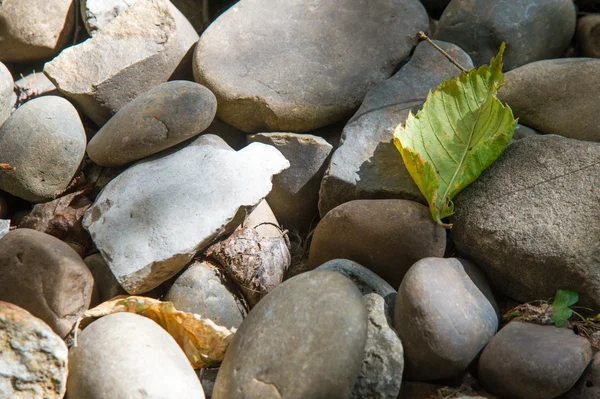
44,0 -> 199,126
457,258 -> 500,318
434,0 -> 576,70
0,229 -> 94,338
87,81 -> 217,166
248,133 -> 333,231
0,96 -> 86,202
0,220 -> 9,239
478,321 -> 592,399
212,270 -> 367,399
499,58 -> 600,142
243,199 -> 283,239
84,253 -> 126,303
577,14 -> 600,58
0,0 -> 75,62
512,124 -> 540,142
394,258 -> 498,381
451,135 -> 600,307
193,0 -> 428,133
564,351 -> 600,399
0,62 -> 13,128
309,199 -> 446,289
319,40 -> 473,217
0,301 -> 68,399
68,312 -> 205,398
14,72 -> 59,106
165,259 -> 247,330
82,142 -> 289,294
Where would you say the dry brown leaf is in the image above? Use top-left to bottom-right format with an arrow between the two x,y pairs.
0,163 -> 15,171
75,296 -> 235,368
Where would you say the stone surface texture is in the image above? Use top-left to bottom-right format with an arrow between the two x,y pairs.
577,14 -> 600,58
0,62 -> 13,128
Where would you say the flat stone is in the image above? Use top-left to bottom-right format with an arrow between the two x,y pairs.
564,351 -> 600,399
478,321 -> 592,399
68,312 -> 205,398
82,142 -> 289,294
319,40 -> 472,217
212,270 -> 367,398
44,0 -> 199,126
434,0 -> 576,70
0,0 -> 75,62
0,62 -> 13,128
193,0 -> 428,132
309,199 -> 446,289
577,15 -> 600,58
394,258 -> 498,381
0,301 -> 68,398
84,253 -> 126,303
499,58 -> 600,142
0,96 -> 86,202
165,259 -> 247,330
248,133 -> 333,231
0,229 -> 94,338
87,81 -> 217,166
451,135 -> 600,307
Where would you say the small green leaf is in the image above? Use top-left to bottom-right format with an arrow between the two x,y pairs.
551,289 -> 579,327
394,43 -> 517,227
552,308 -> 573,327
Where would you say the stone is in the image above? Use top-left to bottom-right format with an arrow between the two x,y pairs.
14,72 -> 59,106
564,351 -> 600,399
248,133 -> 333,231
499,58 -> 600,142
0,96 -> 86,203
319,40 -> 472,216
44,0 -> 199,126
577,14 -> 600,58
201,118 -> 248,150
165,259 -> 247,329
394,258 -> 498,381
198,368 -> 218,399
457,258 -> 500,318
82,142 -> 289,294
309,199 -> 446,289
0,229 -> 94,338
512,124 -> 540,142
193,0 -> 428,133
68,312 -> 205,398
0,301 -> 68,398
478,321 -> 592,399
243,199 -> 282,239
0,220 -> 9,239
84,253 -> 126,303
0,0 -> 75,62
434,0 -> 576,70
0,62 -> 13,128
451,135 -> 600,307
87,81 -> 217,166
212,270 -> 367,398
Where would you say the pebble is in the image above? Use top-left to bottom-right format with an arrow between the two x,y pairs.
478,321 -> 592,399
212,270 -> 368,398
512,124 -> 540,142
87,81 -> 217,166
0,301 -> 68,399
0,96 -> 86,203
13,72 -> 58,105
309,199 -> 446,288
394,258 -> 498,381
452,135 -> 600,307
68,312 -> 206,398
0,229 -> 94,338
319,40 -> 473,216
577,14 -> 600,58
0,62 -> 13,128
564,351 -> 600,399
434,0 -> 576,70
193,0 -> 428,132
84,253 -> 127,303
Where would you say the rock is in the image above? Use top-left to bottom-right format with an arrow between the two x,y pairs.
0,0 -> 75,62
0,229 -> 94,337
68,312 -> 205,398
577,14 -> 600,58
394,258 -> 498,381
14,72 -> 59,107
0,301 -> 68,398
457,258 -> 499,318
0,96 -> 86,202
165,259 -> 247,329
201,118 -> 248,150
82,142 -> 289,294
170,0 -> 210,33
499,58 -> 600,142
319,40 -> 473,216
212,270 -> 367,398
193,0 -> 428,133
434,0 -> 576,70
243,199 -> 282,239
512,124 -> 540,142
0,220 -> 9,239
44,0 -> 199,126
248,133 -> 333,231
564,351 -> 600,399
0,62 -> 13,128
198,368 -> 218,399
84,253 -> 127,303
87,81 -> 217,166
451,135 -> 600,307
478,321 -> 592,399
309,199 -> 446,288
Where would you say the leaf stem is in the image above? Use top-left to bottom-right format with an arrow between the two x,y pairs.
417,31 -> 468,73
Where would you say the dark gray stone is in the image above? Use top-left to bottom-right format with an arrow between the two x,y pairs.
564,351 -> 600,399
451,135 -> 600,307
319,40 -> 472,217
193,0 -> 429,133
434,0 -> 576,70
478,321 -> 592,399
212,270 -> 367,399
577,15 -> 600,58
457,258 -> 500,318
